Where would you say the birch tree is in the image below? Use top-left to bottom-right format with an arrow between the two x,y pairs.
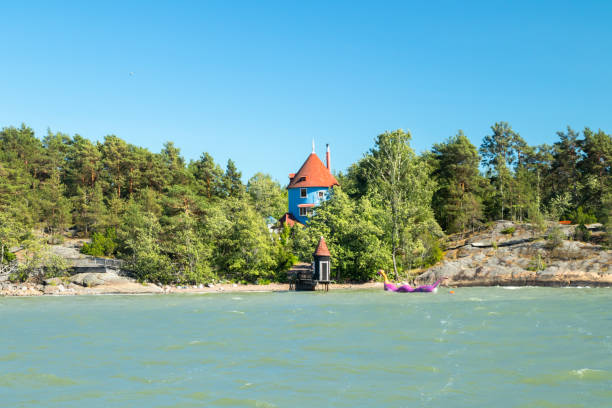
367,129 -> 439,279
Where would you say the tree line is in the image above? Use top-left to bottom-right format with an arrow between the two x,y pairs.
0,123 -> 610,283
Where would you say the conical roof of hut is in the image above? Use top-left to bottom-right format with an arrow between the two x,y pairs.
314,236 -> 331,257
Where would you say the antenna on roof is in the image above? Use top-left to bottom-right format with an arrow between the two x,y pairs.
312,139 -> 315,154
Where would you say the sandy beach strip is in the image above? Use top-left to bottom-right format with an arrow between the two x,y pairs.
0,281 -> 385,296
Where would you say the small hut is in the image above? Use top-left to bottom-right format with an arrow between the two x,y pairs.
313,236 -> 331,284
289,236 -> 332,291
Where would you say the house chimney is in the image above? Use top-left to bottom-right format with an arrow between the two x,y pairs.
326,144 -> 330,170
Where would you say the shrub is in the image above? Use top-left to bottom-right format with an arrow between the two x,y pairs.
570,207 -> 597,225
546,226 -> 564,249
81,228 -> 117,257
423,244 -> 444,267
43,255 -> 70,279
574,223 -> 591,242
3,251 -> 16,263
9,270 -> 28,283
501,227 -> 516,235
527,253 -> 546,271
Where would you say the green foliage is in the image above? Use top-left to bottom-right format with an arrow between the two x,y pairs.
569,207 -> 597,225
430,131 -> 484,233
411,240 -> 444,269
574,224 -> 591,242
527,253 -> 547,271
121,208 -> 175,283
295,187 -> 392,282
548,127 -> 582,210
81,228 -> 118,257
0,122 -> 610,284
274,224 -> 298,279
0,211 -> 23,264
222,159 -> 244,198
247,173 -> 287,219
213,197 -> 276,283
15,237 -> 69,281
548,192 -> 572,221
528,201 -> 547,236
501,227 -> 516,235
9,270 -> 29,283
43,255 -> 70,279
546,226 -> 565,249
38,170 -> 72,235
603,193 -> 612,247
479,122 -> 522,220
359,129 -> 441,278
190,152 -> 224,199
3,251 -> 16,262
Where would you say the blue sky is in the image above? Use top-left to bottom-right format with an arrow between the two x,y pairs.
1,1 -> 611,184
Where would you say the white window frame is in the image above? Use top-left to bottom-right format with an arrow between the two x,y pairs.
299,207 -> 314,217
319,261 -> 330,281
318,191 -> 325,199
300,188 -> 307,198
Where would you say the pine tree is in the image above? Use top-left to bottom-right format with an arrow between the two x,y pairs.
101,135 -> 129,198
480,122 -> 520,220
549,127 -> 582,211
430,131 -> 484,232
223,159 -> 244,198
38,170 -> 72,237
191,152 -> 224,199
579,128 -> 612,219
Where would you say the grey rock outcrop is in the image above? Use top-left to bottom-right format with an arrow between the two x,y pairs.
416,221 -> 612,287
70,271 -> 125,287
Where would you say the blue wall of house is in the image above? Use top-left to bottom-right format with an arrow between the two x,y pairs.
288,186 -> 330,224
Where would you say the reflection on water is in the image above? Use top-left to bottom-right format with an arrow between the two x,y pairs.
1,288 -> 611,407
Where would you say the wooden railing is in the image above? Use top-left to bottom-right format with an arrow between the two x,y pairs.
78,256 -> 124,270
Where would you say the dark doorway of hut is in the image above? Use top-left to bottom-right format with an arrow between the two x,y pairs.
288,237 -> 332,292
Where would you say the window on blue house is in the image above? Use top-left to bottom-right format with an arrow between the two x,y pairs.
300,188 -> 307,198
318,191 -> 324,199
299,207 -> 313,217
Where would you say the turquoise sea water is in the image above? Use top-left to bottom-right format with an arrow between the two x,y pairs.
1,288 -> 611,407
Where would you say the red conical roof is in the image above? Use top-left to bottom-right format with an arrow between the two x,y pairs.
314,236 -> 331,257
288,153 -> 339,189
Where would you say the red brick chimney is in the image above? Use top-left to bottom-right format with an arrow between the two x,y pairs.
326,144 -> 330,170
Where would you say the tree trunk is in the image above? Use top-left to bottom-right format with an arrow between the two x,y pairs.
392,249 -> 399,281
391,194 -> 400,280
500,177 -> 504,220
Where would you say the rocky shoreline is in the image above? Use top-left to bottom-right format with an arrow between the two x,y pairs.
415,221 -> 612,288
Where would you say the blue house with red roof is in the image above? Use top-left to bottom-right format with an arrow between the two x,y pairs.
279,144 -> 339,226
